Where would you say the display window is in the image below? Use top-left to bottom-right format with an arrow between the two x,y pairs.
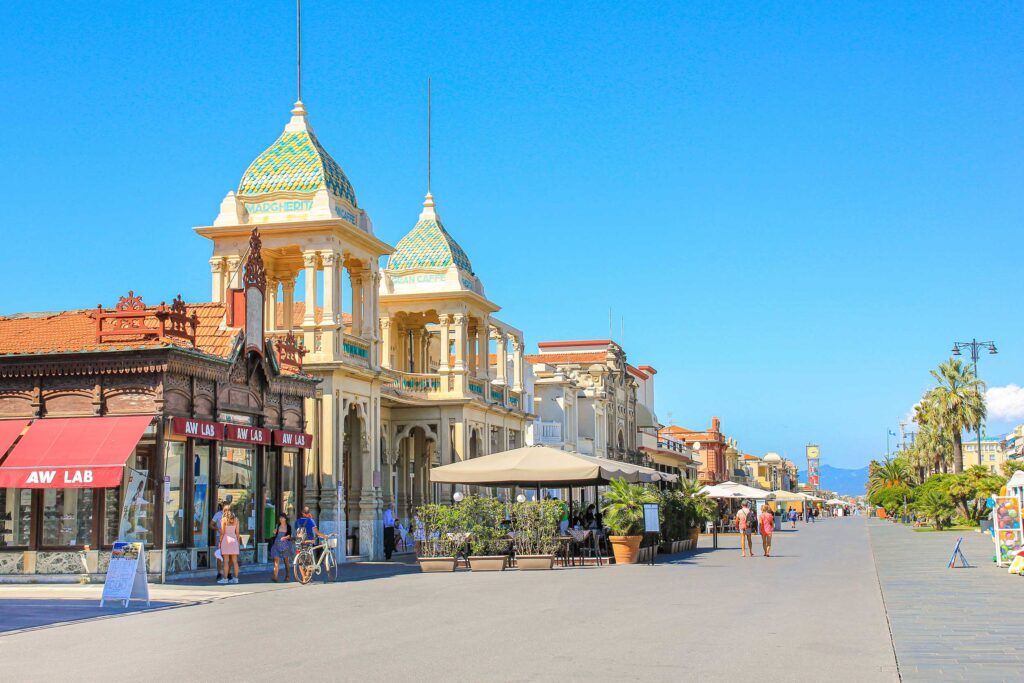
102,441 -> 157,546
192,442 -> 212,547
281,449 -> 300,521
219,445 -> 256,542
0,488 -> 32,548
262,449 -> 279,540
41,488 -> 94,547
164,441 -> 186,545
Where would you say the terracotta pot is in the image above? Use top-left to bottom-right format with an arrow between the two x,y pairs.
516,554 -> 555,570
468,555 -> 508,571
608,535 -> 642,565
688,526 -> 700,546
417,557 -> 457,573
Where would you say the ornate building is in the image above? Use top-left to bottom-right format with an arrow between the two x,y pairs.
195,100 -> 531,559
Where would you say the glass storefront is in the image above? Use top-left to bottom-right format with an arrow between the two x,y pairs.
262,449 -> 279,539
103,441 -> 157,546
281,449 -> 299,521
0,489 -> 32,548
41,488 -> 94,547
164,441 -> 186,545
219,445 -> 256,543
192,443 -> 211,547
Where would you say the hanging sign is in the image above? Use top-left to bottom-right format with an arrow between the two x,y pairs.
273,429 -> 312,449
224,424 -> 271,445
100,541 -> 150,607
171,418 -> 224,441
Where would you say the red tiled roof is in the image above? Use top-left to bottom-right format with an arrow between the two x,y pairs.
525,351 -> 608,365
537,339 -> 613,349
627,364 -> 648,380
0,302 -> 237,359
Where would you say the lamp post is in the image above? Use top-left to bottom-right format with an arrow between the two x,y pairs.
952,339 -> 997,472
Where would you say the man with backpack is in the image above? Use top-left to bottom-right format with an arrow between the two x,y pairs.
735,500 -> 756,558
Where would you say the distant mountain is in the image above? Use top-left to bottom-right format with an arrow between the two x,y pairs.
797,464 -> 868,497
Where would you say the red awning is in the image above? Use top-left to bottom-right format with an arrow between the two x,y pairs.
0,419 -> 30,459
0,416 -> 154,489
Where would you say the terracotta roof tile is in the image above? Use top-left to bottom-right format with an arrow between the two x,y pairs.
0,302 -> 237,360
525,351 -> 607,365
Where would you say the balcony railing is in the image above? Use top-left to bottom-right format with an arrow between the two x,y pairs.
468,378 -> 486,396
534,420 -> 562,444
342,333 -> 370,362
383,370 -> 442,394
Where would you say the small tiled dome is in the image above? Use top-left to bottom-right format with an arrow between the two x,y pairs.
237,101 -> 357,207
387,194 -> 473,273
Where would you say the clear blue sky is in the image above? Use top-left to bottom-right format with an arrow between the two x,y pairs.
1,2 -> 1021,469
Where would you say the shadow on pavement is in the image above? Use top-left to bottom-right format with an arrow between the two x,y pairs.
0,599 -> 186,635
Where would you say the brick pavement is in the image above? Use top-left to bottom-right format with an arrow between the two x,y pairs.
867,519 -> 1022,682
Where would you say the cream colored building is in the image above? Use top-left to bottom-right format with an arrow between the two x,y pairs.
196,99 -> 530,559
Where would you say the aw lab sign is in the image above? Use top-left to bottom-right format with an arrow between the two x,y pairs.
16,466 -> 124,488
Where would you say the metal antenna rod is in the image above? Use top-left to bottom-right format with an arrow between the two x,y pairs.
427,77 -> 432,193
297,0 -> 302,101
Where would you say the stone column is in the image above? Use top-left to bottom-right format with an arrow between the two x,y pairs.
453,315 -> 467,371
209,257 -> 225,303
511,336 -> 524,391
282,277 -> 296,331
494,329 -> 507,386
320,252 -> 340,326
380,318 -> 392,369
438,314 -> 451,372
411,329 -> 423,373
477,318 -> 490,381
302,252 -> 319,326
226,256 -> 242,289
266,278 -> 280,331
467,322 -> 477,376
350,269 -> 363,337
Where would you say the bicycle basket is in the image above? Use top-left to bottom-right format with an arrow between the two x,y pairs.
326,536 -> 338,549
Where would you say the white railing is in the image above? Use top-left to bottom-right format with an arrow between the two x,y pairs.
534,420 -> 562,444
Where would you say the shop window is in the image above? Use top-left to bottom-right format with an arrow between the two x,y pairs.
281,449 -> 299,520
0,489 -> 32,548
261,449 -> 279,539
192,443 -> 212,547
164,442 -> 186,545
103,442 -> 157,546
219,446 -> 256,543
42,488 -> 94,547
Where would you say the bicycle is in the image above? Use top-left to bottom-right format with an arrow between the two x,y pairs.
292,534 -> 339,584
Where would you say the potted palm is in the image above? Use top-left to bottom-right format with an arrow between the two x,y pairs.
602,480 -> 658,565
414,503 -> 460,572
658,488 -> 688,553
511,499 -> 561,569
679,479 -> 713,547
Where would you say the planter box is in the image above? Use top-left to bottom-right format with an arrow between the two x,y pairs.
608,535 -> 642,565
469,555 -> 508,571
516,554 -> 555,570
417,557 -> 458,573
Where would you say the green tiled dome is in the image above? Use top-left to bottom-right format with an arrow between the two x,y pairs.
388,195 -> 473,273
238,129 -> 357,206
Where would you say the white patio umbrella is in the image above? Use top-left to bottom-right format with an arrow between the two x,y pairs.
700,481 -> 771,499
771,490 -> 807,502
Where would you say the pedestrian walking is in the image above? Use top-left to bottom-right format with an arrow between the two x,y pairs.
218,503 -> 240,584
789,508 -> 798,529
269,513 -> 294,582
383,503 -> 396,560
735,501 -> 756,558
759,505 -> 775,557
211,494 -> 233,581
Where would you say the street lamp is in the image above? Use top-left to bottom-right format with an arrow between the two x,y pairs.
952,338 -> 998,472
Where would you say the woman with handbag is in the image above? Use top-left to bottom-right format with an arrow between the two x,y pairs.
218,504 -> 241,584
269,513 -> 294,582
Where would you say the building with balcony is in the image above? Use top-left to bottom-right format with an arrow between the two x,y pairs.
196,100 -> 531,559
526,340 -> 641,463
660,417 -> 729,484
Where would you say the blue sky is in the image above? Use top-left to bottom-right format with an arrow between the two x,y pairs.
1,2 -> 1021,469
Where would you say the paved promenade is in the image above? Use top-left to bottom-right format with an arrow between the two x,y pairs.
0,518 -> 897,682
867,519 -> 1021,682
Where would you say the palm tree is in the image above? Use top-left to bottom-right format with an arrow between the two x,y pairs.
601,480 -> 658,536
913,397 -> 953,476
915,489 -> 955,530
929,359 -> 986,473
868,457 -> 915,494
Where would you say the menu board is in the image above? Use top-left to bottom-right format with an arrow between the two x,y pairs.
100,542 -> 150,607
992,496 -> 1023,566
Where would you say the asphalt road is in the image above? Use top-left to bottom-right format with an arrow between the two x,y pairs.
0,518 -> 897,682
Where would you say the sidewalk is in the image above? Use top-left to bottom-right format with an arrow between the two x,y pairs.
868,519 -> 1022,682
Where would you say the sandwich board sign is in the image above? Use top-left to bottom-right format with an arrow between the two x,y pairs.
643,503 -> 660,534
100,542 -> 150,607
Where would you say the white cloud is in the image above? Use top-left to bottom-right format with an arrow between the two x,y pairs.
987,384 -> 1024,422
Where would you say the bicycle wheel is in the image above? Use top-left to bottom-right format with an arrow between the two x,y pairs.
294,551 -> 315,585
323,550 -> 338,583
